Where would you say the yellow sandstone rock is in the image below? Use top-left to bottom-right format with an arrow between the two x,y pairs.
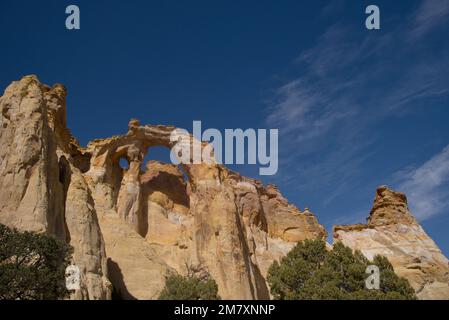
334,186 -> 449,300
1,76 -> 447,300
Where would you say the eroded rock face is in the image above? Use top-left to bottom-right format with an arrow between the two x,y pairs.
2,76 -> 447,300
0,76 -> 325,300
334,186 -> 449,300
0,76 -> 111,299
82,117 -> 326,299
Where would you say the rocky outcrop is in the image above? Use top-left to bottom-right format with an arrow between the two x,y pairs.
0,76 -> 325,300
334,186 -> 449,300
1,76 -> 447,300
0,76 -> 111,299
82,116 -> 326,299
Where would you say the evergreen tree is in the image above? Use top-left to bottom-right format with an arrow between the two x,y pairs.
0,224 -> 73,300
267,239 -> 416,300
158,264 -> 220,300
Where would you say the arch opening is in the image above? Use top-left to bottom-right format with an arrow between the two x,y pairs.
119,157 -> 129,170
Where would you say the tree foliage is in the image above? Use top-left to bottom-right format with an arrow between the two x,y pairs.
267,239 -> 416,300
158,264 -> 220,300
0,224 -> 73,300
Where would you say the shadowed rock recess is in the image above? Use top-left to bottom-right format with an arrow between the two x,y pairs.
0,76 -> 448,300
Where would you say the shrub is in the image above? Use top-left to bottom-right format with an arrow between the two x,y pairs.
0,224 -> 73,300
267,239 -> 416,300
158,264 -> 220,300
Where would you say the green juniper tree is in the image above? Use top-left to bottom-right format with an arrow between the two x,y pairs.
0,224 -> 73,300
158,264 -> 220,300
267,239 -> 416,300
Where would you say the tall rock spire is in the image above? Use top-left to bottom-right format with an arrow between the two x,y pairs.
367,185 -> 417,226
334,186 -> 449,299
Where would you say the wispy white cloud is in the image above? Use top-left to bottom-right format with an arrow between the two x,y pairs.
266,0 -> 449,210
396,145 -> 449,220
384,58 -> 449,111
266,77 -> 355,139
409,0 -> 449,38
266,24 -> 370,144
321,0 -> 346,18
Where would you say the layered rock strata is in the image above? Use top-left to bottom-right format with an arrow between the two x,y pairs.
1,76 -> 448,300
334,186 -> 449,300
0,76 -> 325,299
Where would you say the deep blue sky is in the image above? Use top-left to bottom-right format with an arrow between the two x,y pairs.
1,0 -> 448,256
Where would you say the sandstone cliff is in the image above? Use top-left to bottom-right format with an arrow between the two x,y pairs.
334,186 -> 449,299
0,76 -> 325,299
1,76 -> 448,300
0,76 -> 111,299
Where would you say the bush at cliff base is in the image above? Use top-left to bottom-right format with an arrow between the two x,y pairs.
267,239 -> 417,300
158,274 -> 221,300
0,223 -> 73,300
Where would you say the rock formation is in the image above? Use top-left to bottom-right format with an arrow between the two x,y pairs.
334,186 -> 449,299
0,76 -> 111,299
0,76 -> 447,300
0,76 -> 325,300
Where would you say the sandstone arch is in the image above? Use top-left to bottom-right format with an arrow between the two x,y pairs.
0,76 -> 327,300
81,119 -> 327,299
